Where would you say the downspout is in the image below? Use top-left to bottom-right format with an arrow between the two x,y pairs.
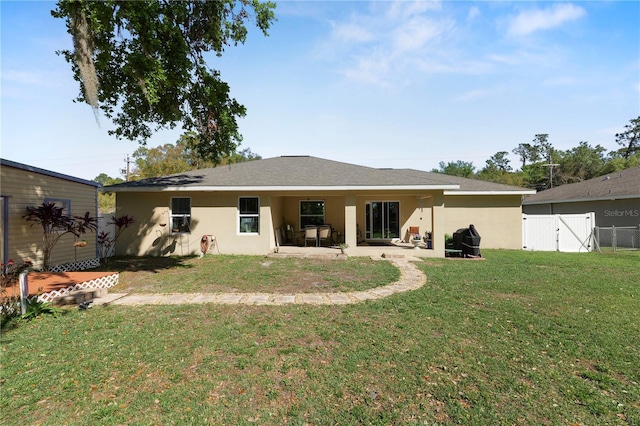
1,195 -> 9,265
95,186 -> 101,261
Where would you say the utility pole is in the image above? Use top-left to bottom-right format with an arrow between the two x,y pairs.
541,157 -> 559,189
123,155 -> 131,181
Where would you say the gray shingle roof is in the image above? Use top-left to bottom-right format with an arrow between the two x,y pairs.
105,156 -> 532,193
1,158 -> 101,188
523,166 -> 640,204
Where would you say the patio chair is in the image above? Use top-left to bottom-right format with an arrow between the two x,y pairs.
318,225 -> 332,247
357,224 -> 365,243
285,224 -> 296,244
304,225 -> 318,247
408,226 -> 420,243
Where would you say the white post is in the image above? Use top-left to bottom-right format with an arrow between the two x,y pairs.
344,195 -> 357,249
19,272 -> 28,315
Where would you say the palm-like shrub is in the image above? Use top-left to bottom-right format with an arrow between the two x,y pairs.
97,215 -> 135,263
24,202 -> 98,271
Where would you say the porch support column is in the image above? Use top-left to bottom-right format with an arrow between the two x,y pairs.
344,194 -> 357,248
432,192 -> 446,258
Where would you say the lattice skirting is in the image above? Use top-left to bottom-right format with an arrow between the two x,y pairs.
37,273 -> 119,303
50,258 -> 101,273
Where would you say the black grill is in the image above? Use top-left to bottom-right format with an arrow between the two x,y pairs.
453,224 -> 481,257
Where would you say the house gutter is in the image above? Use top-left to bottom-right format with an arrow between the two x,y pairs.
105,184 -> 461,193
523,193 -> 640,205
444,190 -> 536,196
0,158 -> 100,188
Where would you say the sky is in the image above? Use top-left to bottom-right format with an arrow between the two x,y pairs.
1,0 -> 639,181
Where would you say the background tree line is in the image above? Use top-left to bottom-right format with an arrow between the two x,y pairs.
94,136 -> 261,213
433,116 -> 640,191
95,116 -> 638,212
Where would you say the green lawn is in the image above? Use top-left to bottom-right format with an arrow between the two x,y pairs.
1,250 -> 638,425
101,255 -> 400,294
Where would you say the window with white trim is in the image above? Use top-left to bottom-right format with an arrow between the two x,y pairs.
45,198 -> 71,215
238,197 -> 259,233
299,200 -> 325,229
170,197 -> 191,234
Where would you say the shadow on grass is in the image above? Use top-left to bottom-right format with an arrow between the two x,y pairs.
95,256 -> 197,274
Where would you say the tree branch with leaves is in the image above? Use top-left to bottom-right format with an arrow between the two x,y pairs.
52,0 -> 276,162
615,116 -> 640,159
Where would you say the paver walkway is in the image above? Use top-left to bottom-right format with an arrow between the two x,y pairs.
103,258 -> 426,306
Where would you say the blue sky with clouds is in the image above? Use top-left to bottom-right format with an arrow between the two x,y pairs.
1,1 -> 639,181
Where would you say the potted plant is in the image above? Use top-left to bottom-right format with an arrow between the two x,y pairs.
74,239 -> 88,247
445,233 -> 454,249
338,243 -> 349,254
425,232 -> 432,249
411,233 -> 422,248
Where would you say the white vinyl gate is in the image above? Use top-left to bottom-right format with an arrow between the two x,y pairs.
522,213 -> 595,252
97,214 -> 116,258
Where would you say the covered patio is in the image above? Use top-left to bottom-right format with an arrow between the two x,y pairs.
271,192 -> 443,256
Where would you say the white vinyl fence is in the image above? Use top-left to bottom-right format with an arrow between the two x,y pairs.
522,213 -> 595,252
97,214 -> 116,258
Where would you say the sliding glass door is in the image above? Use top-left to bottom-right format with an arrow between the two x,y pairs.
365,201 -> 400,240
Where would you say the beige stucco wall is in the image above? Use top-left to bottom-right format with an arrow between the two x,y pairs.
114,189 -> 524,257
116,192 -> 279,256
280,195 -> 347,232
1,164 -> 98,269
270,195 -> 284,245
443,195 -> 524,250
431,193 -> 446,257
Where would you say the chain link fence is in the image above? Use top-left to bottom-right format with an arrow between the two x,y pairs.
594,226 -> 640,252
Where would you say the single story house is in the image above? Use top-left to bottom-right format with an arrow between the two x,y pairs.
0,158 -> 101,271
106,156 -> 534,258
523,166 -> 640,227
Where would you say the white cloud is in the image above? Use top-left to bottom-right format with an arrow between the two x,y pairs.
319,1 -> 458,86
467,6 -> 480,22
392,17 -> 449,52
330,21 -> 374,44
386,0 -> 442,20
452,88 -> 492,103
488,53 -> 521,66
488,47 -> 562,69
415,56 -> 493,75
317,1 -> 586,89
1,69 -> 55,86
542,76 -> 579,87
452,85 -> 510,103
341,52 -> 391,87
0,68 -> 72,101
507,3 -> 586,37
